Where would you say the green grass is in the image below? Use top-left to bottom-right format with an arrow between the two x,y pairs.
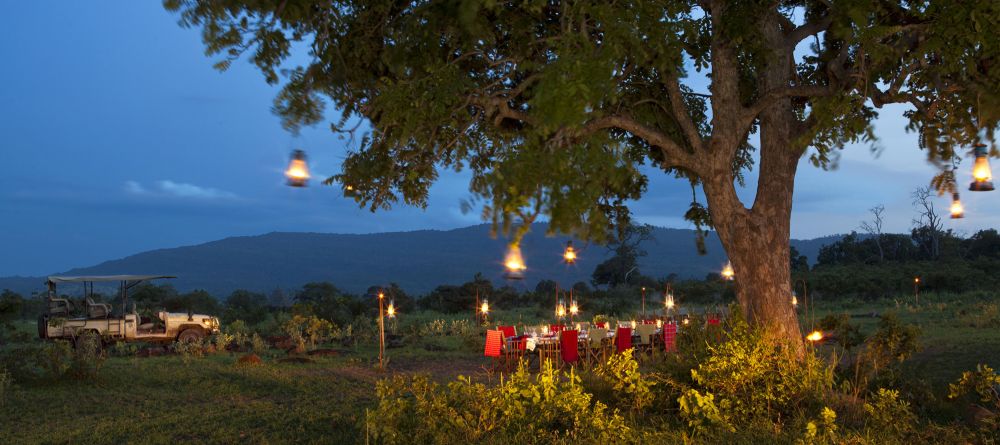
2,296 -> 998,444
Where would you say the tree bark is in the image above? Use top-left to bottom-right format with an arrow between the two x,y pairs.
699,10 -> 805,354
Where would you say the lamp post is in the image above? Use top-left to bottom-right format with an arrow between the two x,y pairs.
640,286 -> 646,319
913,276 -> 920,305
664,287 -> 675,319
377,290 -> 386,370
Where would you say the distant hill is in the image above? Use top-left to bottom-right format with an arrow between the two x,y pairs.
0,224 -> 842,296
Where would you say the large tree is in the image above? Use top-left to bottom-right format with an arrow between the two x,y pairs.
165,0 -> 999,349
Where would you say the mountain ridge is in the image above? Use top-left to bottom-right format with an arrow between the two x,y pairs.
0,224 -> 844,296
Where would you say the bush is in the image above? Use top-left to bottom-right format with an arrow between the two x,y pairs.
0,365 -> 10,405
863,388 -> 917,439
172,339 -> 205,363
68,331 -> 106,379
367,362 -> 632,444
594,349 -> 654,411
680,315 -> 833,431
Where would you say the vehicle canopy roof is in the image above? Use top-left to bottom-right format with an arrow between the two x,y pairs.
46,275 -> 176,284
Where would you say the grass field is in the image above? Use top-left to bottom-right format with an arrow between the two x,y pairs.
2,293 -> 998,444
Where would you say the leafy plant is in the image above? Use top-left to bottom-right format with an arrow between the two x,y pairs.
594,349 -> 654,411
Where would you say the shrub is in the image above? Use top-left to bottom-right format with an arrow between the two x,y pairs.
798,407 -> 839,445
250,333 -> 268,354
680,315 -> 833,431
367,362 -> 632,444
863,388 -> 917,439
0,365 -> 10,405
594,349 -> 654,411
68,331 -> 106,379
172,339 -> 205,364
948,364 -> 1000,433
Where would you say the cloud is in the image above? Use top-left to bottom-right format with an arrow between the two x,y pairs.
124,180 -> 238,200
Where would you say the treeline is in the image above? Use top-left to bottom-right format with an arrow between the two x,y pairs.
801,228 -> 1000,299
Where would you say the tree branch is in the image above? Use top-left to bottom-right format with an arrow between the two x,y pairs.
663,74 -> 706,151
785,14 -> 832,49
578,115 -> 701,173
741,84 -> 833,128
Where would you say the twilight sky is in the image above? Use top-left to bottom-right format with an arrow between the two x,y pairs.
0,2 -> 996,276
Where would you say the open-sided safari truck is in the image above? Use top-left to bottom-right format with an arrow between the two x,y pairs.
38,275 -> 221,344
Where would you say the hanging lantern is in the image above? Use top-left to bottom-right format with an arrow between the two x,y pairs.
386,300 -> 396,318
284,149 -> 311,187
950,192 -> 965,219
503,244 -> 527,280
569,301 -> 579,315
721,262 -> 735,281
664,292 -> 675,311
791,291 -> 799,308
480,298 -> 490,315
563,240 -> 577,264
556,299 -> 566,318
969,143 -> 994,191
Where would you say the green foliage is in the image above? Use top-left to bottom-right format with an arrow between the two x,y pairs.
863,388 -> 917,439
282,314 -> 334,347
678,388 -> 734,435
0,365 -> 10,406
594,349 -> 654,411
367,362 -> 632,444
817,313 -> 864,350
948,364 -> 1000,412
172,339 -> 205,364
682,316 -> 833,430
798,407 -> 839,445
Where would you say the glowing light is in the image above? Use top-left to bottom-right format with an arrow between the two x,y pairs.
792,292 -> 798,308
569,301 -> 579,315
806,330 -> 824,342
630,320 -> 637,329
563,241 -> 577,264
284,150 -> 310,187
504,244 -> 527,279
656,319 -> 663,328
665,293 -> 675,310
386,300 -> 396,318
575,323 -> 581,331
556,300 -> 566,318
914,277 -> 920,284
970,144 -> 995,191
377,291 -> 384,300
682,318 -> 690,326
721,262 -> 735,281
480,299 -> 490,314
950,193 -> 965,219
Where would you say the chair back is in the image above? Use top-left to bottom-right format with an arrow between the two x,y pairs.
560,330 -> 579,363
550,324 -> 565,334
577,321 -> 591,332
642,319 -> 657,325
663,322 -> 678,352
615,327 -> 632,352
589,328 -> 607,349
594,321 -> 607,329
498,325 -> 516,339
636,324 -> 657,345
484,330 -> 503,358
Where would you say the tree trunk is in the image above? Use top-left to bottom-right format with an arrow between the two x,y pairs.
699,12 -> 805,354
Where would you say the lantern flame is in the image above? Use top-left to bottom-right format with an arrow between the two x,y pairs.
563,241 -> 577,264
970,144 -> 995,191
950,193 -> 965,219
806,330 -> 823,342
665,293 -> 675,310
284,150 -> 310,187
480,300 -> 489,314
569,302 -> 579,315
556,303 -> 566,318
792,294 -> 798,308
386,301 -> 396,318
504,245 -> 527,272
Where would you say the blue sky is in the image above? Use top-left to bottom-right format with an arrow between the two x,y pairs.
0,2 -> 996,276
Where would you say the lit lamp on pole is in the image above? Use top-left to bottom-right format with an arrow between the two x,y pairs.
284,149 -> 311,187
640,286 -> 646,319
913,276 -> 920,304
721,262 -> 735,281
969,143 -> 994,192
664,290 -> 675,315
791,291 -> 799,309
376,290 -> 386,369
569,300 -> 579,324
480,298 -> 490,323
556,298 -> 567,321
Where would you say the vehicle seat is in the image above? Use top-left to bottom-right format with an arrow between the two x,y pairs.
86,298 -> 111,319
47,298 -> 74,316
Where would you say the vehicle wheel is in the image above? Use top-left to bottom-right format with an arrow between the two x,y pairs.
177,328 -> 205,343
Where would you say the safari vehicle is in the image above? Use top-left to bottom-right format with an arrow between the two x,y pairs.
37,275 -> 221,344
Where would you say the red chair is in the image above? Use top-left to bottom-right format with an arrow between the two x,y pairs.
642,319 -> 656,325
498,325 -> 516,339
484,329 -> 504,370
550,324 -> 565,334
560,329 -> 579,366
615,327 -> 632,353
663,322 -> 678,353
595,321 -> 607,329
